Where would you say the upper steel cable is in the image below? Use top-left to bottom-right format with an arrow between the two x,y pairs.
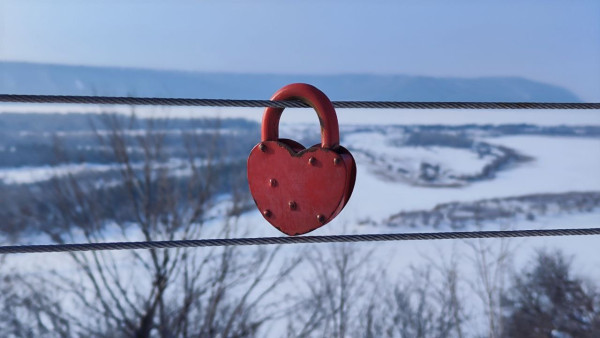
0,94 -> 599,109
1,228 -> 599,254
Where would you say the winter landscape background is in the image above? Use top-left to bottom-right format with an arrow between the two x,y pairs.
3,0 -> 600,335
0,61 -> 599,337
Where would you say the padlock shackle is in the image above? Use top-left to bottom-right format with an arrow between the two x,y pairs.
262,83 -> 340,149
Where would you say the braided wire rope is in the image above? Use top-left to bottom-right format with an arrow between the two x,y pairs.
1,228 -> 599,254
1,94 -> 599,109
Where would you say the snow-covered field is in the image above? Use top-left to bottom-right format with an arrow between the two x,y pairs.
327,134 -> 600,225
0,158 -> 219,185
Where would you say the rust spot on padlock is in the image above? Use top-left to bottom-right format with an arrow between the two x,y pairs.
247,83 -> 357,236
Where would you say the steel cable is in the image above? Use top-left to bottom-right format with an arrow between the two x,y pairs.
1,228 -> 599,254
1,94 -> 599,109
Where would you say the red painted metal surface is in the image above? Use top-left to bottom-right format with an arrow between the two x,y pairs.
247,83 -> 356,236
261,83 -> 340,149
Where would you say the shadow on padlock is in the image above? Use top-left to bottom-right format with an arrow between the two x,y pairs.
247,83 -> 356,236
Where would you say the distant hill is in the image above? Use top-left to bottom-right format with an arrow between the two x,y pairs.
0,61 -> 580,102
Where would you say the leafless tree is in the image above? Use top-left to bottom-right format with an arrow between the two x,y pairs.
463,221 -> 515,338
286,243 -> 466,338
0,257 -> 72,337
6,113 -> 298,337
361,258 -> 466,338
284,243 -> 376,338
502,249 -> 600,338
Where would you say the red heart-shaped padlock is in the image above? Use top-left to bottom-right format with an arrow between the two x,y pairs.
247,83 -> 356,236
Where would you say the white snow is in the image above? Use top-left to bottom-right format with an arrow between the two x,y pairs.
345,130 -> 496,184
314,135 -> 600,227
0,158 -> 217,184
0,163 -> 115,185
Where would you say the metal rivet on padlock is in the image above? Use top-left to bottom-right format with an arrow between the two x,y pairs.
247,83 -> 357,236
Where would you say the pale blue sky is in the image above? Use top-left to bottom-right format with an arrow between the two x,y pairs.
1,0 -> 599,101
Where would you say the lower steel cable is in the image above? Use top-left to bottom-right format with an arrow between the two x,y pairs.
1,228 -> 599,254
